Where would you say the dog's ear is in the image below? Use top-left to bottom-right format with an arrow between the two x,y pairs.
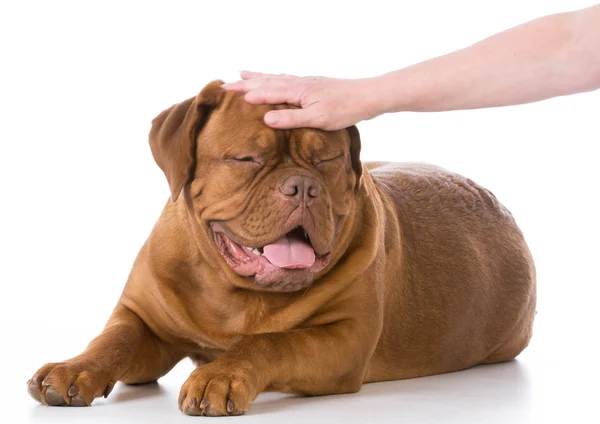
346,125 -> 363,189
149,80 -> 225,201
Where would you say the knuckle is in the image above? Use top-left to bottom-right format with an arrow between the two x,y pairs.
37,362 -> 60,374
229,378 -> 246,391
75,370 -> 93,382
301,76 -> 320,89
273,84 -> 288,95
296,79 -> 319,104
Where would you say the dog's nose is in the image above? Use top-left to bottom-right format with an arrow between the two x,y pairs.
280,175 -> 320,203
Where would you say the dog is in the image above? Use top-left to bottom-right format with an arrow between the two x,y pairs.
27,80 -> 536,416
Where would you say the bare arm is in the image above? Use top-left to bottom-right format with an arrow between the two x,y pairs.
222,4 -> 600,130
378,3 -> 600,113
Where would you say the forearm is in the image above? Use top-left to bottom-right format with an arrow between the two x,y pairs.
370,5 -> 600,114
82,304 -> 175,383
223,321 -> 375,395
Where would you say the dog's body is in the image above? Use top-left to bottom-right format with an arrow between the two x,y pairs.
28,82 -> 536,416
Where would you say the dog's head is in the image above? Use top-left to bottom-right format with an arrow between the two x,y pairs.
150,80 -> 363,292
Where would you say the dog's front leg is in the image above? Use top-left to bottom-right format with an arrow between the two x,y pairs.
27,303 -> 181,406
179,320 -> 377,416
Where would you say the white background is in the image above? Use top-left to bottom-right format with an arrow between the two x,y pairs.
1,0 -> 599,423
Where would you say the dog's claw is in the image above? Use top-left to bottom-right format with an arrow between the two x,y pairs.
68,385 -> 79,397
103,381 -> 115,398
27,360 -> 113,407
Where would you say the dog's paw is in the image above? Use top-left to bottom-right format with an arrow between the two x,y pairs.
179,360 -> 258,416
27,359 -> 115,406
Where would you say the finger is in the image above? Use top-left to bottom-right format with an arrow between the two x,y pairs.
264,108 -> 323,130
221,80 -> 254,92
221,77 -> 274,92
222,75 -> 297,93
240,70 -> 268,80
240,71 -> 297,80
244,85 -> 301,106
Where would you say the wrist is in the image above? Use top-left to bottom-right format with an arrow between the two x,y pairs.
360,72 -> 416,118
375,71 -> 426,113
349,77 -> 386,121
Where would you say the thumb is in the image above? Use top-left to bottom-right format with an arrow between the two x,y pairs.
264,108 -> 320,130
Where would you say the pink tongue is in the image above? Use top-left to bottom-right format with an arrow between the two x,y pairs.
262,233 -> 316,269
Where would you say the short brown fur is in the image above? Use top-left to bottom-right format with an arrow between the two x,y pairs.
28,81 -> 536,416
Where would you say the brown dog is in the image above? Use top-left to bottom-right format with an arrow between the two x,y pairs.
27,80 -> 536,416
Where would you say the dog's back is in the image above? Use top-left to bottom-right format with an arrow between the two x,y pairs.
364,162 -> 536,382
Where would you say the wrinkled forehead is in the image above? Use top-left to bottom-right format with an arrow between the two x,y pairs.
211,91 -> 300,131
201,91 -> 348,156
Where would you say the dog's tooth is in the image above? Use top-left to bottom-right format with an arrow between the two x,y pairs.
252,248 -> 261,255
243,246 -> 253,251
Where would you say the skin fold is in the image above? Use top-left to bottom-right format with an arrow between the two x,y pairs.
27,81 -> 536,416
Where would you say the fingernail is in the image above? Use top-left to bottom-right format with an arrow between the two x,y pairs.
68,385 -> 79,397
265,112 -> 280,125
220,83 -> 231,89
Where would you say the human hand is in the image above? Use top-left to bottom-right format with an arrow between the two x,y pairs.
221,71 -> 380,131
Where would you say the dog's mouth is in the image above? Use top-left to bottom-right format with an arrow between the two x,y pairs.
211,223 -> 332,291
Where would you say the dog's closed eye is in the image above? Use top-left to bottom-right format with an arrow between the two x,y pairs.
226,155 -> 260,164
315,154 -> 343,167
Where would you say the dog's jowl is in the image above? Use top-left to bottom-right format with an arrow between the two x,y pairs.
28,81 -> 536,416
